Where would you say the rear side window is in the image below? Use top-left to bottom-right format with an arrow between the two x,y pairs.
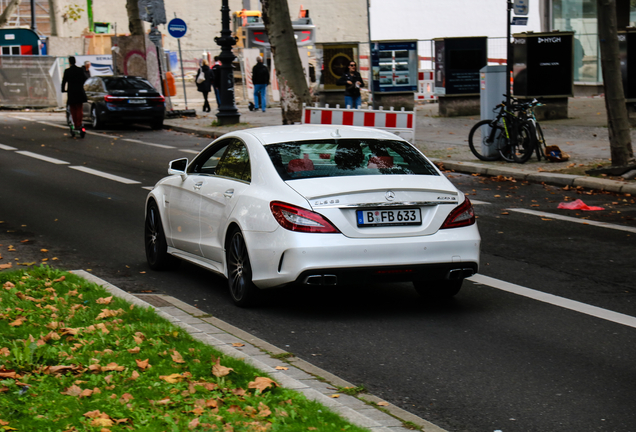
265,139 -> 438,180
103,77 -> 155,91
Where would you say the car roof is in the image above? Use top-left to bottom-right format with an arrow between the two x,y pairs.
238,125 -> 406,145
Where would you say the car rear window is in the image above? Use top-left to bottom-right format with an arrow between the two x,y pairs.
103,77 -> 156,91
265,139 -> 439,180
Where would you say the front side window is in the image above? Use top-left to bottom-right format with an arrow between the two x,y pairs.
188,139 -> 251,182
265,139 -> 438,181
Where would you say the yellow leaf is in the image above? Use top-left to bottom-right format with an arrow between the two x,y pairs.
159,373 -> 184,383
90,418 -> 114,427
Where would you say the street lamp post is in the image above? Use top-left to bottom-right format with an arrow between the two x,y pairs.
215,0 -> 240,125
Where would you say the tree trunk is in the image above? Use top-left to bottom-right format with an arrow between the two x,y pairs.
597,0 -> 634,166
47,0 -> 57,36
126,0 -> 144,35
261,0 -> 311,124
0,0 -> 21,28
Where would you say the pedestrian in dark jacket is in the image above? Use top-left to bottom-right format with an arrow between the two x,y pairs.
196,59 -> 214,112
83,61 -> 91,80
336,61 -> 364,109
212,56 -> 222,108
61,56 -> 88,134
251,56 -> 269,112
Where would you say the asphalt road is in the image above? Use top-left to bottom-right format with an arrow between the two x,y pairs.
1,112 -> 635,432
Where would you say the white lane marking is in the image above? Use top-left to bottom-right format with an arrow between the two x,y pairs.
69,166 -> 140,184
470,199 -> 490,205
0,144 -> 17,151
122,138 -> 175,149
469,274 -> 636,329
507,208 -> 636,234
36,120 -> 67,129
142,186 -> 154,191
10,116 -> 33,121
180,149 -> 200,154
15,151 -> 70,165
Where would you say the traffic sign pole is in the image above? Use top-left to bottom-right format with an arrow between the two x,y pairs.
168,16 -> 189,110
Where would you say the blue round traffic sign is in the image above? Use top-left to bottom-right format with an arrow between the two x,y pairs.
168,18 -> 187,38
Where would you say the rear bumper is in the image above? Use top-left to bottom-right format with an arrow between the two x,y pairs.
100,104 -> 165,122
243,224 -> 481,289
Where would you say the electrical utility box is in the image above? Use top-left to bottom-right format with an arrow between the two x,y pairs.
480,65 -> 507,121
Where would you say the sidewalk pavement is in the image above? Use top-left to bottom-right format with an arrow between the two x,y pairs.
73,270 -> 446,432
165,96 -> 636,195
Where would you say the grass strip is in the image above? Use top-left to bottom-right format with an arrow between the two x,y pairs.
0,266 -> 368,431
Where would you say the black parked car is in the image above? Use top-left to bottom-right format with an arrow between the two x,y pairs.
82,76 -> 166,130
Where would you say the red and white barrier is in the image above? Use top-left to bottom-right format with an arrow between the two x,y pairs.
416,69 -> 437,102
302,104 -> 415,142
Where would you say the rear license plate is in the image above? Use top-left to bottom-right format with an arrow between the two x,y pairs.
129,99 -> 146,104
356,208 -> 422,227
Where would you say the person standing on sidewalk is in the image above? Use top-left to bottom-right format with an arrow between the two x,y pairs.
337,61 -> 364,109
83,61 -> 91,80
212,56 -> 222,108
196,59 -> 214,113
252,56 -> 270,112
61,56 -> 87,138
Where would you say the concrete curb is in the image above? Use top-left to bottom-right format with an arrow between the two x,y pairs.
71,270 -> 447,432
432,159 -> 636,195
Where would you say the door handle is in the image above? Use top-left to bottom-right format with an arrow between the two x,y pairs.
194,182 -> 203,191
223,189 -> 234,198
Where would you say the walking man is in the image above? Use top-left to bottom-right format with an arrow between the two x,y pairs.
212,56 -> 222,108
61,56 -> 88,138
252,56 -> 269,112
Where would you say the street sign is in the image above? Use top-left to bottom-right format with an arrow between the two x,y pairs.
167,18 -> 187,39
512,17 -> 528,25
514,0 -> 529,16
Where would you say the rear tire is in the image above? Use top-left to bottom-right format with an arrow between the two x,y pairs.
535,123 -> 547,161
151,118 -> 164,130
145,201 -> 180,271
510,123 -> 534,164
92,106 -> 104,130
414,279 -> 463,299
468,120 -> 505,161
226,228 -> 260,307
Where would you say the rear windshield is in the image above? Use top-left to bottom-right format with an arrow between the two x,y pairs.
103,77 -> 156,91
265,139 -> 439,180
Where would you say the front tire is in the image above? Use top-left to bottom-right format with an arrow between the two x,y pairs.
414,279 -> 463,299
151,118 -> 164,130
468,120 -> 505,161
226,228 -> 260,307
145,201 -> 179,271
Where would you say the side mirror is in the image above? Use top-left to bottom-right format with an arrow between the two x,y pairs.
168,158 -> 188,180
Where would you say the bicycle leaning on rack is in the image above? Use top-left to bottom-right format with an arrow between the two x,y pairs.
515,98 -> 547,161
468,97 -> 535,163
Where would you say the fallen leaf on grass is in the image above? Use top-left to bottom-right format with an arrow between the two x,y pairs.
212,358 -> 233,378
96,296 -> 113,305
248,377 -> 278,392
159,373 -> 185,383
0,347 -> 9,357
171,350 -> 185,363
128,347 -> 140,354
135,359 -> 151,370
377,401 -> 390,406
9,318 -> 24,327
61,385 -> 83,397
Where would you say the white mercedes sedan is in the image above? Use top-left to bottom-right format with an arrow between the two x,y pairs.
145,125 -> 480,306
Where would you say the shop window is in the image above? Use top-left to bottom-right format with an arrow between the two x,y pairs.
1,46 -> 20,55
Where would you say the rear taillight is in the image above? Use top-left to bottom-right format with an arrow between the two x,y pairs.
441,198 -> 475,229
104,95 -> 127,103
270,201 -> 340,233
149,95 -> 165,103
